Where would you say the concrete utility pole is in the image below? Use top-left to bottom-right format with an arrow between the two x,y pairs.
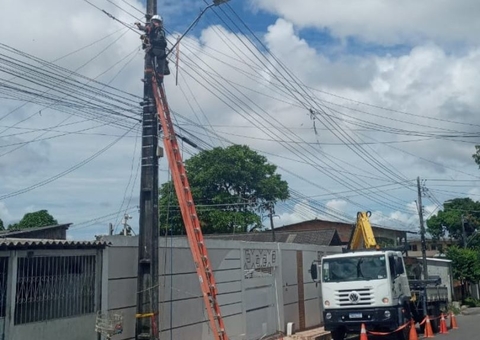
136,0 -> 159,338
461,214 -> 467,248
122,214 -> 133,236
417,176 -> 428,280
268,203 -> 276,241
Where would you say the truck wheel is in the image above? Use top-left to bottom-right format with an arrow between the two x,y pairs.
330,328 -> 346,340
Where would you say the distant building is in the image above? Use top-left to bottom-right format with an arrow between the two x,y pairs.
406,233 -> 455,257
0,238 -> 106,340
0,223 -> 71,240
206,228 -> 344,246
273,218 -> 407,247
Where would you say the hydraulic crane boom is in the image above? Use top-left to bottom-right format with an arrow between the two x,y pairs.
151,76 -> 228,340
348,211 -> 378,250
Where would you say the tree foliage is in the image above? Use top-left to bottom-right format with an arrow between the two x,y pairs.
8,210 -> 58,230
446,246 -> 480,283
159,145 -> 290,234
472,145 -> 480,168
0,218 -> 4,231
426,198 -> 480,243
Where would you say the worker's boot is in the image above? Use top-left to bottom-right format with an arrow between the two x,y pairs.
163,60 -> 171,75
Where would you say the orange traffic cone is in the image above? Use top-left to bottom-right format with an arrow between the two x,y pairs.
439,313 -> 448,334
360,323 -> 368,340
424,315 -> 434,338
409,319 -> 419,340
449,311 -> 458,330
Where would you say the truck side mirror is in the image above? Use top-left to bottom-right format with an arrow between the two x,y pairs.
310,262 -> 318,281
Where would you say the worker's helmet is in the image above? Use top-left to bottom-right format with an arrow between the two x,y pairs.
151,15 -> 163,23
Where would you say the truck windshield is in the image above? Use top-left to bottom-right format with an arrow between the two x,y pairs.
322,255 -> 387,282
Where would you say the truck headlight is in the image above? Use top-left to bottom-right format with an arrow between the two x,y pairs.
326,312 -> 332,320
384,311 -> 391,318
382,297 -> 389,304
324,300 -> 330,307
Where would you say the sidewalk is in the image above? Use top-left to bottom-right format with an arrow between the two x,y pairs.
283,326 -> 332,340
461,307 -> 480,315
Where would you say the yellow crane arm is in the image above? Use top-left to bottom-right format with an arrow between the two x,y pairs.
349,211 -> 378,250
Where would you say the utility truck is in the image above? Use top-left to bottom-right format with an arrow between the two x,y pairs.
310,212 -> 449,340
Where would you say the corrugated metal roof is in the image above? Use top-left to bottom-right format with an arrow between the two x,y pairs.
0,223 -> 72,237
205,229 -> 342,246
0,238 -> 108,249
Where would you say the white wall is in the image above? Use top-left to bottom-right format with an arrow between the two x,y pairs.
425,258 -> 454,303
101,235 -> 341,340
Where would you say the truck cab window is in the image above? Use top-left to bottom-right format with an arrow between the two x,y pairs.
322,255 -> 387,282
388,254 -> 396,278
395,257 -> 405,275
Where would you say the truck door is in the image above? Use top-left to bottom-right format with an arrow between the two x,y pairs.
389,254 -> 409,304
388,254 -> 401,304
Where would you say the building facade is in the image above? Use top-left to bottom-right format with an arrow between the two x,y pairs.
0,238 -> 105,340
275,218 -> 407,247
0,224 -> 72,240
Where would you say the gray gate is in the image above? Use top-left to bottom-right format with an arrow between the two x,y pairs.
0,257 -> 8,340
243,248 -> 279,339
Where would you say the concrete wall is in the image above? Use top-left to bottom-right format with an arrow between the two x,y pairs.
425,258 -> 454,303
100,236 -> 342,339
8,315 -> 97,340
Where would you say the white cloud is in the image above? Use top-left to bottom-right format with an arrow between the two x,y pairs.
1,1 -> 480,240
0,202 -> 12,224
325,199 -> 348,214
252,0 -> 480,46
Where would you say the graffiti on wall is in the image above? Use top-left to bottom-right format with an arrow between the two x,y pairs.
244,249 -> 278,279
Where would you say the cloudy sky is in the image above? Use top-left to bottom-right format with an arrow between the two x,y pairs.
1,0 -> 479,240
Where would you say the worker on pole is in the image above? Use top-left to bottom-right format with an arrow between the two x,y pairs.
135,15 -> 170,77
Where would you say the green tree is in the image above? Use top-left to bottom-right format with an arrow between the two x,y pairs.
426,198 -> 480,243
0,218 -> 4,231
472,145 -> 480,168
159,145 -> 289,234
446,246 -> 480,300
8,210 -> 58,230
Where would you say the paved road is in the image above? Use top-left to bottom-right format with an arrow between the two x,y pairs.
438,314 -> 479,340
346,313 -> 479,340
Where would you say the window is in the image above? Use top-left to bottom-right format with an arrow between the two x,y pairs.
409,244 -> 418,251
395,256 -> 405,275
388,255 -> 396,277
322,255 -> 387,282
15,255 -> 96,324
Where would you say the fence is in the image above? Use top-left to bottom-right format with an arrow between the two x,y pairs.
100,235 -> 342,339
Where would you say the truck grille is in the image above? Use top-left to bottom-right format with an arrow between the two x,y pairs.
335,288 -> 374,306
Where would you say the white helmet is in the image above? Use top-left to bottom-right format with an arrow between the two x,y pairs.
151,15 -> 162,23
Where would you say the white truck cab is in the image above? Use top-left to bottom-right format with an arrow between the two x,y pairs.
315,250 -> 411,340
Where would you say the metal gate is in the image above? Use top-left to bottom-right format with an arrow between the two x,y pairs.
243,248 -> 279,339
0,257 -> 8,340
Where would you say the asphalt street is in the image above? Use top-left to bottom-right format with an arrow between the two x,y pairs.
347,313 -> 479,340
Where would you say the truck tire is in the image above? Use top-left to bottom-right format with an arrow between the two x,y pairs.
330,328 -> 346,340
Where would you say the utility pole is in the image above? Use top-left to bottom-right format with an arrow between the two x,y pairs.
136,0 -> 159,339
417,176 -> 428,280
122,214 -> 133,236
461,214 -> 467,248
268,203 -> 276,241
